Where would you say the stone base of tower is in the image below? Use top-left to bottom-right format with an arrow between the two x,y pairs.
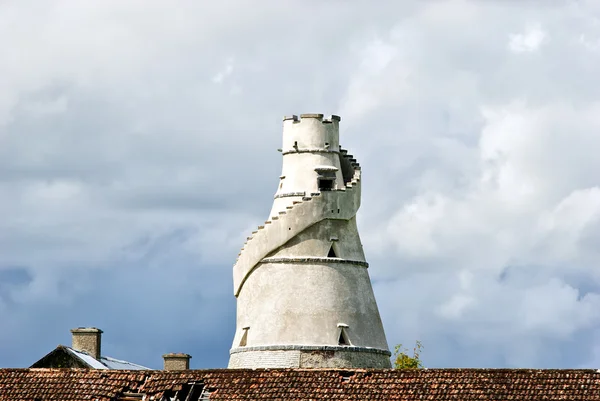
228,346 -> 392,369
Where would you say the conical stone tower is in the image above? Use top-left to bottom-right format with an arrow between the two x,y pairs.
228,114 -> 391,369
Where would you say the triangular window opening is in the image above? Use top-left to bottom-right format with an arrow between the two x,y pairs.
338,328 -> 350,346
239,328 -> 248,347
328,245 -> 337,258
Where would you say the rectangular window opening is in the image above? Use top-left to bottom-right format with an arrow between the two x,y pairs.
318,179 -> 334,191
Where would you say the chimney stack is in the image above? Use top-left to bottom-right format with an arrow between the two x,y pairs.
70,327 -> 103,360
162,353 -> 191,370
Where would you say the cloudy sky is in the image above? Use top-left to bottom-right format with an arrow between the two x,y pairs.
1,0 -> 600,369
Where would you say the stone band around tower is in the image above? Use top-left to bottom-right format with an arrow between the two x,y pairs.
228,345 -> 391,369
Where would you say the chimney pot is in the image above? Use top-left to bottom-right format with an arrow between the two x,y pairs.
162,353 -> 192,370
70,327 -> 103,360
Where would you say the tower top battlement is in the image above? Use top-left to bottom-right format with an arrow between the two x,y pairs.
280,113 -> 341,152
283,114 -> 341,123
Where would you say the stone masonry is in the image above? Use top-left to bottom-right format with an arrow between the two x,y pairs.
228,114 -> 391,368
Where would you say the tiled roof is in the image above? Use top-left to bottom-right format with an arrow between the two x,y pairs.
0,368 -> 599,400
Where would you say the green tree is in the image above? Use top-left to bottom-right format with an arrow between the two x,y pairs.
393,341 -> 424,369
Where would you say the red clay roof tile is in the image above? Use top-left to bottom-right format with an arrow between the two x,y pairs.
0,368 -> 599,400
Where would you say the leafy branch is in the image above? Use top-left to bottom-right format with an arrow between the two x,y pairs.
393,340 -> 424,369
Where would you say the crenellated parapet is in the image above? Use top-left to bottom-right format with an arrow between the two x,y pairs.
283,114 -> 341,123
280,114 -> 341,154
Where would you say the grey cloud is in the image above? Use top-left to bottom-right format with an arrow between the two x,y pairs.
0,267 -> 32,307
1,0 -> 600,369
